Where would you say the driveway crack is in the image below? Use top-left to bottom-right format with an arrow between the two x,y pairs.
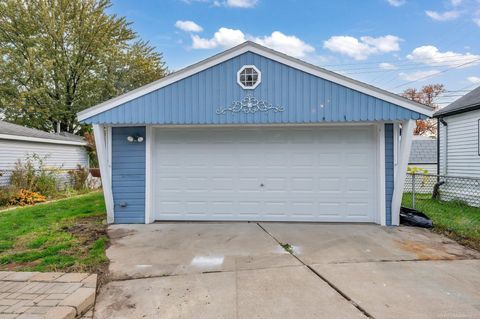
256,222 -> 375,319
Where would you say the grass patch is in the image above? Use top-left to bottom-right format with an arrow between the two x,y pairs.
280,243 -> 294,254
0,192 -> 108,273
402,193 -> 480,250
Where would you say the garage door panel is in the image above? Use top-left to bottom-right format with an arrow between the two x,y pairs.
153,126 -> 376,222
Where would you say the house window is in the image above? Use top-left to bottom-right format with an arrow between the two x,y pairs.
237,65 -> 261,89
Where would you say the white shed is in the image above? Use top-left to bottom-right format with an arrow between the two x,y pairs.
0,120 -> 88,186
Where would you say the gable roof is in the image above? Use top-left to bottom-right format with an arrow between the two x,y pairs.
0,120 -> 86,146
409,138 -> 437,164
78,41 -> 433,122
434,86 -> 480,117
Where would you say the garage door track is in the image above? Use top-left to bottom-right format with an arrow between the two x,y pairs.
94,223 -> 480,319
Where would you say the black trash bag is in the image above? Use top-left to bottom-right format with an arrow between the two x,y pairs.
400,207 -> 433,228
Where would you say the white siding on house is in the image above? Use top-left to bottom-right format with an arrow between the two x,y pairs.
0,139 -> 88,185
439,109 -> 480,178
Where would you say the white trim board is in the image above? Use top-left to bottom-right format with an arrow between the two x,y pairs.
391,119 -> 415,226
78,41 -> 433,122
0,134 -> 86,146
93,125 -> 115,224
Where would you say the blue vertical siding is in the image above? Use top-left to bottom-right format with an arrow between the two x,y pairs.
83,52 -> 426,125
385,124 -> 394,226
111,127 -> 146,224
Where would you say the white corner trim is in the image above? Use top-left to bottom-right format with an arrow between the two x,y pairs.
93,124 -> 115,224
377,123 -> 386,226
391,119 -> 415,226
145,126 -> 154,224
393,123 -> 400,178
107,126 -> 112,182
237,64 -> 261,90
0,134 -> 87,146
77,42 -> 433,122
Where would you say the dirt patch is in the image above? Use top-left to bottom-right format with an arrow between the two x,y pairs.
62,216 -> 110,288
64,216 -> 107,246
4,261 -> 40,271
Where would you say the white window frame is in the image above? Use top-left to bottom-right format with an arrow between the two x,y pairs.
237,65 -> 261,89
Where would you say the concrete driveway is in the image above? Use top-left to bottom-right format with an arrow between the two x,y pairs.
94,223 -> 480,319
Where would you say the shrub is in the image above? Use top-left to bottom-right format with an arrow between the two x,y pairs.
0,186 -> 16,207
8,189 -> 46,206
35,169 -> 59,197
9,154 -> 60,197
68,165 -> 90,191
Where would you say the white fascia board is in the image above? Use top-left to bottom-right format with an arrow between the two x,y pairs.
77,42 -> 433,122
0,134 -> 87,146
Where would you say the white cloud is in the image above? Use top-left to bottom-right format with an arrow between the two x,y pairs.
407,45 -> 480,68
475,17 -> 480,27
191,27 -> 245,49
386,0 -> 406,7
467,76 -> 480,84
361,35 -> 401,52
182,0 -> 258,8
224,0 -> 258,8
191,28 -> 314,58
379,62 -> 397,70
253,32 -> 314,58
212,0 -> 257,7
450,0 -> 462,6
323,35 -> 402,60
175,20 -> 203,32
425,10 -> 460,21
399,70 -> 439,81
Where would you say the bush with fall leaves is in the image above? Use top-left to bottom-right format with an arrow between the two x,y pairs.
8,189 -> 46,206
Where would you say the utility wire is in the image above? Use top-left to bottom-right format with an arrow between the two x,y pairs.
390,58 -> 480,90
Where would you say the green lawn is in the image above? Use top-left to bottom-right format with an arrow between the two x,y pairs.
0,192 -> 108,273
402,193 -> 480,250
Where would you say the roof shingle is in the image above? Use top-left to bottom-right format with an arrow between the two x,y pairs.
0,120 -> 86,144
434,86 -> 480,117
409,139 -> 437,164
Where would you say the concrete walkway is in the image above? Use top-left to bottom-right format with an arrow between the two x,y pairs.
94,223 -> 480,319
0,272 -> 96,319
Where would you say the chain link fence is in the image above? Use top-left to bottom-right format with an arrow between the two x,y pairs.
403,173 -> 480,209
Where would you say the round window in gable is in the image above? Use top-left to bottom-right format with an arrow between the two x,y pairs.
237,65 -> 261,89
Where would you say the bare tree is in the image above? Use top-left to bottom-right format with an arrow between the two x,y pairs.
402,84 -> 445,136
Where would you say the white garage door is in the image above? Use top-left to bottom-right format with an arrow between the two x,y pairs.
153,126 -> 377,222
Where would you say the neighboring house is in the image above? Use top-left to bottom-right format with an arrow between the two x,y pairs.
0,120 -> 88,186
408,137 -> 437,174
78,41 -> 432,226
434,86 -> 480,178
433,86 -> 480,206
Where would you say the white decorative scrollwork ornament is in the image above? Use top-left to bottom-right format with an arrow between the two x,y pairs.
216,94 -> 285,115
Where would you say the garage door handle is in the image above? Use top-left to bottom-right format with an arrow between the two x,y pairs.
260,183 -> 264,187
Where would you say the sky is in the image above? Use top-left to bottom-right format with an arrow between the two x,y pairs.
109,0 -> 480,107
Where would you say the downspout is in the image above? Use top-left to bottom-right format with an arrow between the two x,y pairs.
437,118 -> 440,176
432,118 -> 447,200
439,118 -> 448,175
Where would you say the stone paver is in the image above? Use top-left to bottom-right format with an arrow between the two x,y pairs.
60,288 -> 96,316
0,272 -> 97,319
